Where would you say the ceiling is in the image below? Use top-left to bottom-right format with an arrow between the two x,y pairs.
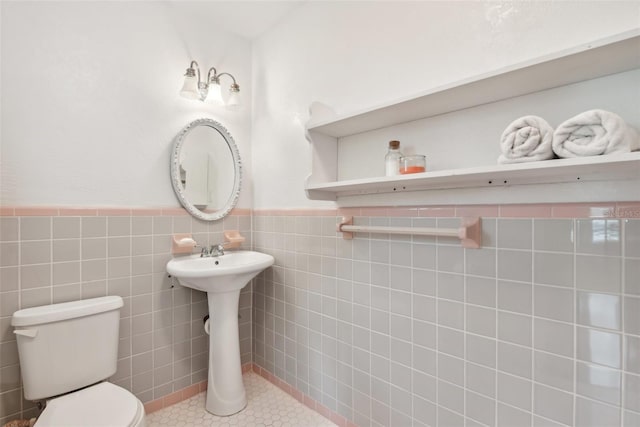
168,1 -> 305,40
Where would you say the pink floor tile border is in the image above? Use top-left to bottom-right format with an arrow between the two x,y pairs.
143,380 -> 208,415
143,362 -> 353,427
143,363 -> 253,415
252,364 -> 356,427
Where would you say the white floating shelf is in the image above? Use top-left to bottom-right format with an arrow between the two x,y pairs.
307,29 -> 640,138
305,153 -> 640,201
304,30 -> 640,203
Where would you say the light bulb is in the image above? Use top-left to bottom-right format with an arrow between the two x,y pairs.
179,73 -> 200,100
226,84 -> 241,109
206,79 -> 223,105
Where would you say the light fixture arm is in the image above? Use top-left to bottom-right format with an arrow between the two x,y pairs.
188,61 -> 201,84
206,67 -> 219,84
216,72 -> 238,86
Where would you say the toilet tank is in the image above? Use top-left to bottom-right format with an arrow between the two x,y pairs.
11,296 -> 124,401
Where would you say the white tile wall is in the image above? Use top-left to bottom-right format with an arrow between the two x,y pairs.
2,212 -> 639,426
0,213 -> 252,424
252,215 -> 640,427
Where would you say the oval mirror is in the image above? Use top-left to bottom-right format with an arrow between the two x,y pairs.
170,118 -> 242,221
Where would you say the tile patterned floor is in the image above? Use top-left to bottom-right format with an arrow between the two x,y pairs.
146,372 -> 337,427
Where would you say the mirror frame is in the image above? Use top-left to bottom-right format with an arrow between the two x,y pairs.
170,118 -> 242,221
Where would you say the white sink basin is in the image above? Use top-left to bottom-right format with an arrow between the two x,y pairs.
166,250 -> 274,416
166,250 -> 274,293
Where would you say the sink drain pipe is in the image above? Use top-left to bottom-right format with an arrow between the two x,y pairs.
203,313 -> 241,335
203,314 -> 210,335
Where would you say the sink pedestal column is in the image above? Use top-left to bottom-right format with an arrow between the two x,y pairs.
205,289 -> 246,416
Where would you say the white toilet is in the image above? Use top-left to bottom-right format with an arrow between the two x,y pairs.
11,296 -> 146,427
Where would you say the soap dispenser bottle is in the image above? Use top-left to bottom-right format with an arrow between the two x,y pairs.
385,140 -> 402,176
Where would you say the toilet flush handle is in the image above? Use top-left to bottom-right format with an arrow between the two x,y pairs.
14,328 -> 38,338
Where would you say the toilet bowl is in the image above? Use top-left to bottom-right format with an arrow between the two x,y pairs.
12,296 -> 146,427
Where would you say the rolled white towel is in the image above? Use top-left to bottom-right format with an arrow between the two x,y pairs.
498,115 -> 554,164
552,109 -> 640,158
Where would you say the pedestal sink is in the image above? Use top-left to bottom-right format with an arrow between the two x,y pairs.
166,250 -> 274,416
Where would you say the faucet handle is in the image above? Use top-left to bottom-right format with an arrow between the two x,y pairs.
200,247 -> 209,257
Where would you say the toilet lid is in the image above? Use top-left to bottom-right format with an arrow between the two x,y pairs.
36,382 -> 143,427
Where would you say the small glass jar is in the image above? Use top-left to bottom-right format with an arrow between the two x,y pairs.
400,155 -> 426,174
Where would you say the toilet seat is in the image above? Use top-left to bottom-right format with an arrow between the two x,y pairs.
35,382 -> 145,427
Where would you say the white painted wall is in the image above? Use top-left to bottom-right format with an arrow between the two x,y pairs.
2,1 -> 638,210
0,1 -> 253,208
251,1 -> 640,209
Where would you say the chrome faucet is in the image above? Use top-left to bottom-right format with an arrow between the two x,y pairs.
209,244 -> 225,257
200,244 -> 225,257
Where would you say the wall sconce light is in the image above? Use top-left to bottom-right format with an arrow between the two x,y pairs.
180,61 -> 241,109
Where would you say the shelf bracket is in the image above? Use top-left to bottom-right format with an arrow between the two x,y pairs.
337,216 -> 482,249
